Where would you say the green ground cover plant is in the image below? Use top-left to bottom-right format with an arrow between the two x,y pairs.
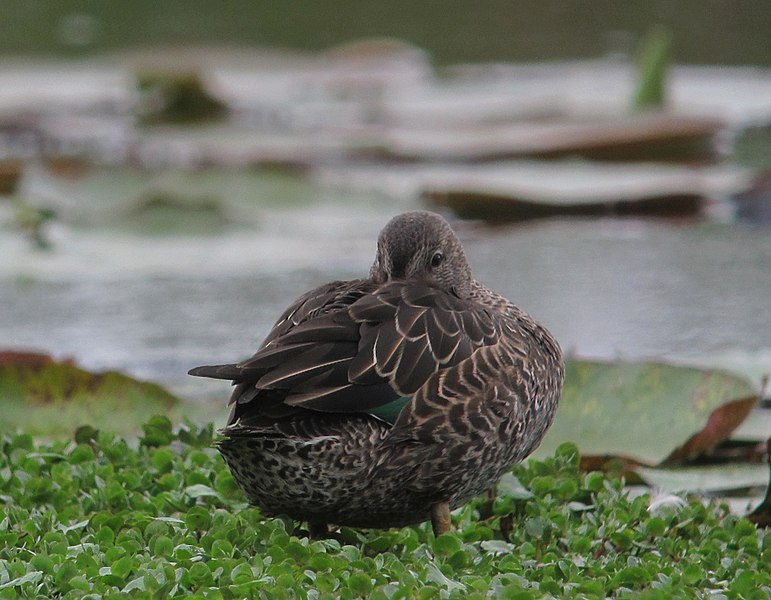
1,417 -> 768,599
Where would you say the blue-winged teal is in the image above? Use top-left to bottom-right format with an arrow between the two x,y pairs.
190,210 -> 563,536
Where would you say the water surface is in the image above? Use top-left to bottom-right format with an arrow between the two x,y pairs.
3,194 -> 769,402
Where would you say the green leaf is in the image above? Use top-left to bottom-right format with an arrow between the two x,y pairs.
481,540 -> 515,555
432,534 -> 462,557
29,555 -> 54,574
0,571 -> 43,590
188,561 -> 214,587
347,572 -> 373,596
524,517 -> 549,539
535,359 -> 759,465
122,575 -> 146,593
141,415 -> 175,447
184,506 -> 212,531
496,473 -> 534,500
424,562 -> 465,592
151,448 -> 176,472
59,519 -> 90,533
74,425 -> 99,445
110,555 -> 134,580
633,25 -> 672,110
69,444 -> 96,464
184,484 -> 220,500
152,535 -> 174,557
54,561 -> 79,588
152,516 -> 185,524
230,564 -> 256,586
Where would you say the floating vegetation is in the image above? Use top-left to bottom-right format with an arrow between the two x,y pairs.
9,199 -> 56,250
137,71 -> 228,125
0,425 -> 768,598
0,351 -> 179,436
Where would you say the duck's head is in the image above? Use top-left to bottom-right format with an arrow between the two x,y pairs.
370,211 -> 473,297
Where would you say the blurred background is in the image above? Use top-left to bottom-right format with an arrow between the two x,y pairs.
1,1 -> 770,418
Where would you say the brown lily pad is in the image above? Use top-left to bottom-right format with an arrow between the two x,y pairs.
426,188 -> 702,221
665,395 -> 761,464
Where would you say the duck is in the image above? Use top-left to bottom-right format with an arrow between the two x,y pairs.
189,210 -> 563,536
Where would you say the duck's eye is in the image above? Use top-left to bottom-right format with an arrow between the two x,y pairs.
430,252 -> 444,268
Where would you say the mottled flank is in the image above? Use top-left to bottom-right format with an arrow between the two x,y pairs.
190,210 -> 563,534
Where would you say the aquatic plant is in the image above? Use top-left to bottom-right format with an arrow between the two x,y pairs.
0,420 -> 768,598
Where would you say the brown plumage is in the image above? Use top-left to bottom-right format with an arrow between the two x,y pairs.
189,210 -> 563,535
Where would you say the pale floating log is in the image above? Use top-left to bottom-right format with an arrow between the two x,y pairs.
379,113 -> 723,162
422,161 -> 751,221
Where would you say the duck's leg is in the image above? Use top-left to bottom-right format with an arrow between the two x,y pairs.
308,521 -> 329,539
479,486 -> 496,520
430,501 -> 451,536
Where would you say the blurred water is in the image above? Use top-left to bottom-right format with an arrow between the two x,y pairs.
1,55 -> 770,403
2,193 -> 770,400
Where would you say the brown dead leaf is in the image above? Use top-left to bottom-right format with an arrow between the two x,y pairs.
663,394 -> 761,465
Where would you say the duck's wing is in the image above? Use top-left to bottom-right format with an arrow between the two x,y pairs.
188,279 -> 369,381
189,278 -> 388,422
190,278 -> 501,426
256,279 -> 500,418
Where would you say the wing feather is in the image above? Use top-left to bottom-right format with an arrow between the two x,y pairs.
348,323 -> 383,384
190,277 -> 503,427
256,342 -> 356,389
285,381 -> 396,412
351,280 -> 501,403
392,334 -> 438,395
395,303 -> 429,340
374,320 -> 405,376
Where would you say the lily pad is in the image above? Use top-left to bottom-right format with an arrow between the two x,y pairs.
421,161 -> 750,222
635,463 -> 769,493
0,350 -> 179,436
533,359 -> 760,466
378,114 -> 722,162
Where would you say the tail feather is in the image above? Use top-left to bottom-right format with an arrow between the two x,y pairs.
188,364 -> 243,380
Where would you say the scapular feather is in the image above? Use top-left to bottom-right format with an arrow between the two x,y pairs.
396,303 -> 429,340
393,337 -> 439,395
373,320 -> 404,376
